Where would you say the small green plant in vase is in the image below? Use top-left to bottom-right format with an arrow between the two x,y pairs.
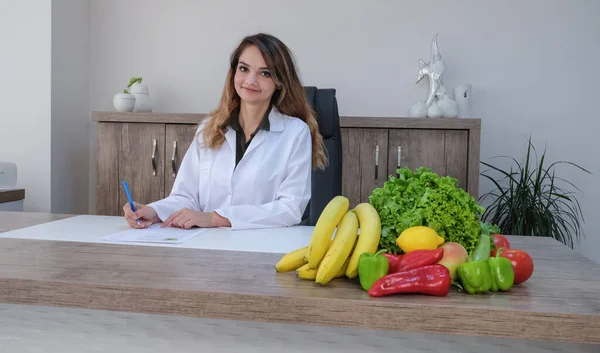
124,77 -> 143,94
479,135 -> 592,249
125,76 -> 153,112
113,77 -> 142,112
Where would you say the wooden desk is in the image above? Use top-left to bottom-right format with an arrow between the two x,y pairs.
0,189 -> 24,203
0,211 -> 598,352
0,189 -> 25,212
0,211 -> 71,233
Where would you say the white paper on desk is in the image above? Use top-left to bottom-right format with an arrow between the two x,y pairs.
102,224 -> 209,244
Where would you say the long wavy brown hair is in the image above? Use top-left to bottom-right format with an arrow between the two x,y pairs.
201,33 -> 327,171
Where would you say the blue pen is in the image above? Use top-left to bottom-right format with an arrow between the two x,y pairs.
122,180 -> 142,226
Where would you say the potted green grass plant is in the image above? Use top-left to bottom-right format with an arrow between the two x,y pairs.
478,135 -> 592,249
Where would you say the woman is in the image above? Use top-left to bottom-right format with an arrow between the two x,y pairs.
123,33 -> 327,230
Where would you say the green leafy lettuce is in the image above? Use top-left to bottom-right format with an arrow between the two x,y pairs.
369,167 -> 485,255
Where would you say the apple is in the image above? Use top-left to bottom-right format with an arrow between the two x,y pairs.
437,242 -> 468,280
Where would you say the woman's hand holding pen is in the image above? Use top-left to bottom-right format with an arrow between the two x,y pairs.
161,208 -> 231,229
123,202 -> 160,229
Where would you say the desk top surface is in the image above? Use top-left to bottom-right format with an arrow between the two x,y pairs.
0,211 -> 599,344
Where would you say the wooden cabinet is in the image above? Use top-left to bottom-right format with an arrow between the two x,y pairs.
340,128 -> 389,208
340,117 -> 480,208
93,112 -> 480,216
96,122 -> 120,216
119,123 -> 166,209
0,188 -> 25,212
93,112 -> 204,216
165,124 -> 200,195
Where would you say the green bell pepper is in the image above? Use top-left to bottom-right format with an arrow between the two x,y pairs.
488,248 -> 514,292
458,229 -> 494,294
358,249 -> 389,291
457,260 -> 492,294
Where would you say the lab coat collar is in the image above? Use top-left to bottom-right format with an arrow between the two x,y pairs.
268,105 -> 285,132
224,105 -> 286,155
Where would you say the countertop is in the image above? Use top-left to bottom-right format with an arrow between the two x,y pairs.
0,211 -> 71,232
0,189 -> 25,204
0,211 -> 599,351
90,111 -> 482,129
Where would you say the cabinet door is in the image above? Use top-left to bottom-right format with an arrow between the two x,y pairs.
165,124 -> 199,196
341,128 -> 388,207
341,128 -> 360,207
118,123 -> 166,216
388,129 -> 445,176
96,122 -> 121,216
444,130 -> 469,191
387,129 -> 468,191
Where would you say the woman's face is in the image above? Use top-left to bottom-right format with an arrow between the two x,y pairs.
234,45 -> 277,106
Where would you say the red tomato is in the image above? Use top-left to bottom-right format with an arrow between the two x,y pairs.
499,248 -> 534,284
491,234 -> 511,256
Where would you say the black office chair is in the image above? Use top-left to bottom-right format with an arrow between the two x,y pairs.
301,86 -> 343,226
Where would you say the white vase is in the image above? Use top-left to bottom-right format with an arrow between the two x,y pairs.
454,84 -> 472,118
129,82 -> 154,112
113,93 -> 136,112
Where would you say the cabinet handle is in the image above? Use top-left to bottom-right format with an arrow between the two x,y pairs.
374,145 -> 379,180
171,140 -> 177,177
151,139 -> 157,176
397,146 -> 402,176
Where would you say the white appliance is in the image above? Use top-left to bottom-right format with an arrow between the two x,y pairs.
0,162 -> 18,189
0,162 -> 23,211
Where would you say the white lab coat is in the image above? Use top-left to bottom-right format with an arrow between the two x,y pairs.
148,106 -> 312,230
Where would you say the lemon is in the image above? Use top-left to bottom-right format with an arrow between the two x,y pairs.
396,226 -> 444,253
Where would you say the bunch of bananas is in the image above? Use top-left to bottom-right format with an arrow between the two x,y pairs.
274,196 -> 382,285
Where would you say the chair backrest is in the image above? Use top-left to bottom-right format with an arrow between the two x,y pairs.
302,86 -> 343,226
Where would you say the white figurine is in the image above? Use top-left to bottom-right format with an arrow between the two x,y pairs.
437,98 -> 458,118
410,34 -> 460,118
427,102 -> 443,118
409,101 -> 428,118
416,33 -> 446,108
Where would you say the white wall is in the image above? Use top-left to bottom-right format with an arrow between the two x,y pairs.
51,0 -> 90,214
0,0 -> 89,215
0,0 -> 52,212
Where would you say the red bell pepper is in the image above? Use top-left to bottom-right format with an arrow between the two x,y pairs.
397,248 -> 444,272
382,253 -> 403,273
382,249 -> 444,274
368,264 -> 451,297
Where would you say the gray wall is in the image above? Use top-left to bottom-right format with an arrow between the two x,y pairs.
88,0 -> 600,263
0,0 -> 52,212
51,0 -> 90,214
